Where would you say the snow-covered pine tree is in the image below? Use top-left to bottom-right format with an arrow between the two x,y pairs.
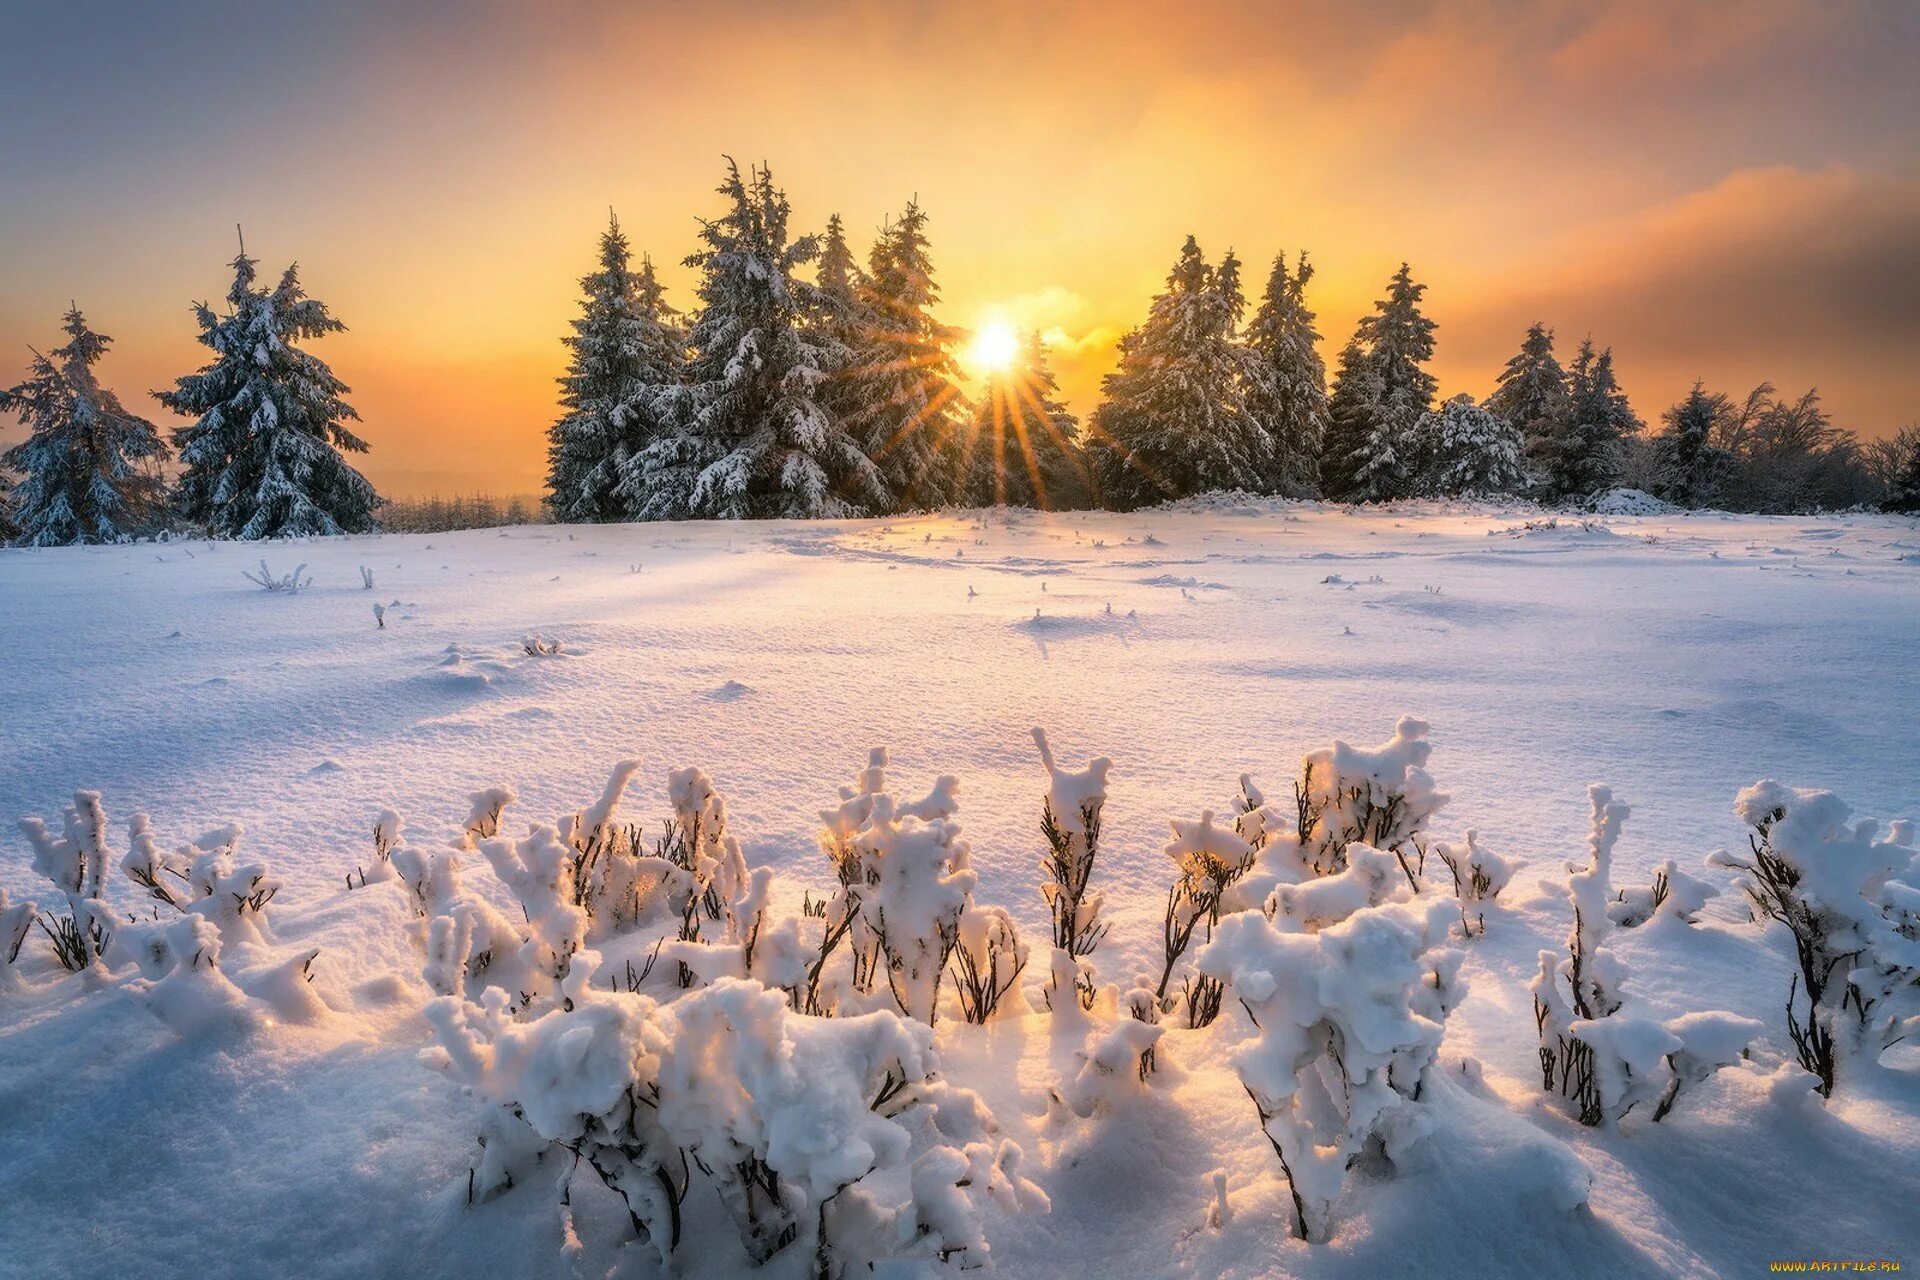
1405,394 -> 1526,497
1537,339 -> 1641,501
844,201 -> 969,511
1241,251 -> 1328,496
158,237 -> 379,538
1654,381 -> 1732,507
1087,236 -> 1266,509
1884,426 -> 1920,514
1484,322 -> 1570,487
547,213 -> 685,523
0,464 -> 16,543
815,212 -> 866,316
623,160 -> 885,520
0,306 -> 167,545
961,333 -> 1086,510
1318,263 -> 1437,502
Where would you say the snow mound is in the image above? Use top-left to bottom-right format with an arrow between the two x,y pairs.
1586,488 -> 1679,516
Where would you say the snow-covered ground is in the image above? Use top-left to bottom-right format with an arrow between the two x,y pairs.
2,500 -> 1916,1279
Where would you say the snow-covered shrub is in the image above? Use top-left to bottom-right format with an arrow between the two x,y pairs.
1055,1017 -> 1165,1117
1033,727 -> 1112,959
1709,781 -> 1919,1097
1609,858 -> 1716,928
1198,888 -> 1463,1242
1431,829 -> 1515,935
20,790 -> 113,969
949,904 -> 1028,1024
1,888 -> 38,989
1153,810 -> 1253,1025
521,633 -> 563,657
426,974 -> 1044,1274
242,559 -> 310,592
807,749 -> 974,1023
1295,716 -> 1449,880
13,793 -> 320,1032
1533,786 -> 1760,1125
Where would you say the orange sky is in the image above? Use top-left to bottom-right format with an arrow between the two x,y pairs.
3,1 -> 1916,496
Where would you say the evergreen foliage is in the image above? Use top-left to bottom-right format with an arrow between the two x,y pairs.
1088,236 -> 1265,509
1319,264 -> 1436,501
960,333 -> 1085,510
845,201 -> 969,510
1405,394 -> 1526,497
547,214 -> 685,522
1241,252 -> 1328,496
1534,339 -> 1640,501
0,306 -> 166,545
622,161 -> 884,520
158,239 -> 378,539
1484,322 -> 1570,484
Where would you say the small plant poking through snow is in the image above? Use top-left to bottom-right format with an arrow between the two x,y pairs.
1533,786 -> 1761,1126
521,633 -> 564,656
1432,829 -> 1515,936
402,758 -> 1046,1275
1197,875 -> 1463,1241
1294,716 -> 1448,882
242,560 -> 310,592
1033,728 -> 1111,1011
1709,781 -> 1919,1097
10,793 -> 321,1033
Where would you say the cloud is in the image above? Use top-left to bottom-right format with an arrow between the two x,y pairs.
1438,165 -> 1920,436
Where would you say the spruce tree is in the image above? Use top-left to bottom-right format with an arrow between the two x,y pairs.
1655,381 -> 1731,507
1484,322 -> 1570,483
0,306 -> 167,545
1241,251 -> 1328,496
1319,263 -> 1437,501
0,465 -> 15,543
159,237 -> 378,538
1538,339 -> 1640,500
1087,235 -> 1266,509
548,213 -> 685,522
845,201 -> 968,510
815,212 -> 865,314
624,160 -> 884,520
1883,428 -> 1920,514
1405,394 -> 1526,497
1319,340 -> 1376,501
960,332 -> 1085,510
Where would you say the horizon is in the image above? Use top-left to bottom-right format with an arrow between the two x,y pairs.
3,0 -> 1917,498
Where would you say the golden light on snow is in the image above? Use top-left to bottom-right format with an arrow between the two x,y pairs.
963,320 -> 1021,378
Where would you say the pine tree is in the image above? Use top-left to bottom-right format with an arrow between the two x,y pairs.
1654,381 -> 1731,507
1405,394 -> 1526,497
1484,322 -> 1570,484
159,236 -> 378,538
1537,339 -> 1640,500
624,160 -> 884,520
0,306 -> 167,545
1319,340 -> 1379,501
815,212 -> 865,314
1241,251 -> 1328,496
0,464 -> 15,543
1087,236 -> 1266,509
1883,428 -> 1920,514
548,214 -> 685,522
1319,263 -> 1437,501
960,333 -> 1085,510
844,201 -> 968,510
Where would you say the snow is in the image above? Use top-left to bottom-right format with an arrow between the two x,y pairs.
2,499 -> 1918,1277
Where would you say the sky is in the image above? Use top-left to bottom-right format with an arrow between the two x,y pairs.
2,0 -> 1916,497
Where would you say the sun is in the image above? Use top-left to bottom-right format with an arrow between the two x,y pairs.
964,320 -> 1021,378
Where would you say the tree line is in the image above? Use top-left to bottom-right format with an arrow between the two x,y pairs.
3,161 -> 1917,546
